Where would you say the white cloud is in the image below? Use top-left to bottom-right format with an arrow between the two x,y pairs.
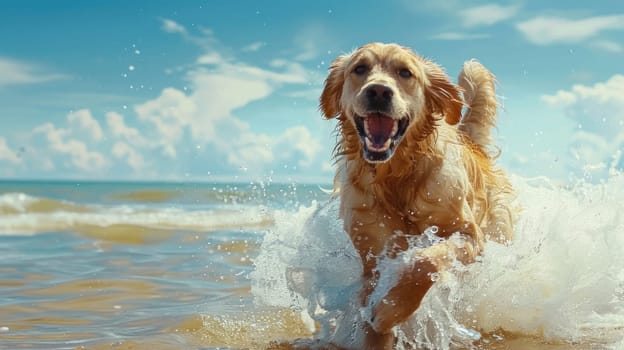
135,35 -> 313,168
0,137 -> 20,164
0,57 -> 67,87
137,21 -> 322,174
423,3 -> 519,40
592,40 -> 623,53
274,126 -> 321,167
34,123 -> 108,171
430,32 -> 490,40
67,109 -> 103,141
542,75 -> 624,137
242,41 -> 266,52
134,88 -> 196,158
159,18 -> 220,52
160,18 -> 187,35
106,112 -> 142,140
542,75 -> 624,177
10,22 -> 323,179
134,65 -> 317,171
197,52 -> 227,65
223,126 -> 320,171
460,4 -> 520,28
226,133 -> 274,170
112,141 -> 144,172
517,14 -> 624,46
212,59 -> 309,84
189,73 -> 273,138
134,74 -> 271,161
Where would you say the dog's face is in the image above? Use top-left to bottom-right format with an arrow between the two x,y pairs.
321,43 -> 463,163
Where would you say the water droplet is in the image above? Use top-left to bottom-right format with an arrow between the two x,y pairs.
453,326 -> 481,341
128,65 -> 135,71
492,333 -> 505,341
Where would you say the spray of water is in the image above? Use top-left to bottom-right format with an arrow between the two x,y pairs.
252,174 -> 624,349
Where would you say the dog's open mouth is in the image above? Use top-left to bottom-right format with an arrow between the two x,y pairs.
354,113 -> 409,163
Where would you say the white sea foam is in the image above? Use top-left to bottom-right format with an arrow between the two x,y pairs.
252,174 -> 624,349
0,193 -> 272,235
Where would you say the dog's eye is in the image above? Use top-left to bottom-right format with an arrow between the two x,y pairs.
353,65 -> 368,75
398,68 -> 412,78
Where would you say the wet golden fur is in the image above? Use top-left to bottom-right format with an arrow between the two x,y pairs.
318,43 -> 515,349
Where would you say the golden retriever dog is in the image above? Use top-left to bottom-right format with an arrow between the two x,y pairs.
315,42 -> 514,349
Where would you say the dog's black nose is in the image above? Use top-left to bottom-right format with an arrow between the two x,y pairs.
365,84 -> 393,111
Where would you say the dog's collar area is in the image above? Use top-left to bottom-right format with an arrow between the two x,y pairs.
354,114 -> 409,163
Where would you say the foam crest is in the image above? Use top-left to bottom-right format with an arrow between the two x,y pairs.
0,193 -> 273,235
458,175 -> 624,343
252,174 -> 624,349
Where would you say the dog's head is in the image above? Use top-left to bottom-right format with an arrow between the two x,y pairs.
320,42 -> 463,163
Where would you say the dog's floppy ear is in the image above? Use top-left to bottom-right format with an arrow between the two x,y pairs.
320,56 -> 346,119
423,60 -> 464,125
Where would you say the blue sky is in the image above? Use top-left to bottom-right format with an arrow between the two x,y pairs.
0,0 -> 623,183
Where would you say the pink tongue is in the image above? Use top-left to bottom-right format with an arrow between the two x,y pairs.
365,115 -> 394,145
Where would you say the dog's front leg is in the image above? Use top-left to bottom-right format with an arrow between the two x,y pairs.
369,255 -> 437,334
369,225 -> 480,334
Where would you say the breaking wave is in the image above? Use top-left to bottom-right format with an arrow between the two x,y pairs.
0,192 -> 272,236
252,174 -> 624,349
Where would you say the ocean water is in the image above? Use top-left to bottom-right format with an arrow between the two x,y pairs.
1,176 -> 624,349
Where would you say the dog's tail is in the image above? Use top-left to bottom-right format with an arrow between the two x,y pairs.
457,60 -> 499,154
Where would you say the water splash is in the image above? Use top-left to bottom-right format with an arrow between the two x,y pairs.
252,173 -> 624,349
